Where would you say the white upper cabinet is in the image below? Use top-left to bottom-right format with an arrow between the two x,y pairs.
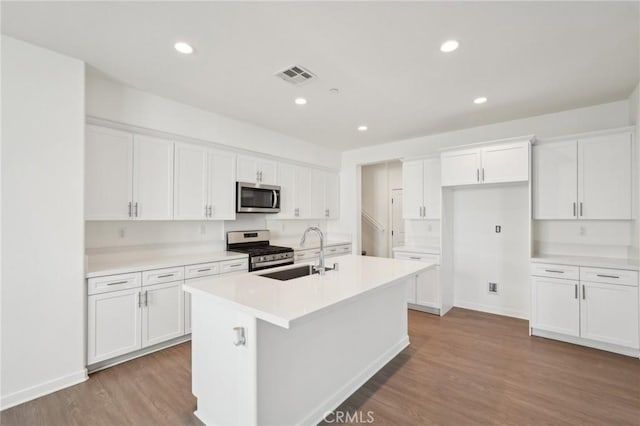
132,135 -> 174,220
402,158 -> 440,219
275,163 -> 297,218
275,164 -> 339,220
85,126 -> 134,220
441,140 -> 529,187
578,132 -> 632,220
309,169 -> 326,219
533,140 -> 578,219
237,155 -> 277,185
324,172 -> 340,219
86,126 -> 174,220
174,143 -> 209,220
533,130 -> 632,220
174,142 -> 236,220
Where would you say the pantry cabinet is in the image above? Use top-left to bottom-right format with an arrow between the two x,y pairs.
237,155 -> 277,185
86,126 -> 174,220
402,158 -> 440,219
173,143 -> 236,220
441,141 -> 529,187
533,130 -> 632,220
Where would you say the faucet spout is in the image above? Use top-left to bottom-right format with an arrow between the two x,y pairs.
300,226 -> 326,275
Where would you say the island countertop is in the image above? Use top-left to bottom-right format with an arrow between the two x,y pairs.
184,254 -> 435,329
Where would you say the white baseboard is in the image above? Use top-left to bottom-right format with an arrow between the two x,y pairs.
300,336 -> 410,426
0,368 -> 88,410
531,328 -> 640,358
454,300 -> 529,320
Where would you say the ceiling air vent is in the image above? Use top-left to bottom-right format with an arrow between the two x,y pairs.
275,65 -> 316,86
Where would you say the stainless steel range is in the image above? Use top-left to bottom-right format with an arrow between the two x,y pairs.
226,230 -> 294,272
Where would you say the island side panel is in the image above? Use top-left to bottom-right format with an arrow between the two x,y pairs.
191,294 -> 258,426
256,278 -> 410,425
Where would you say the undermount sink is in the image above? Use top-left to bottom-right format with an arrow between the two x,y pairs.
259,265 -> 318,281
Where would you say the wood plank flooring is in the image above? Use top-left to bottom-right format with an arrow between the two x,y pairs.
2,308 -> 639,425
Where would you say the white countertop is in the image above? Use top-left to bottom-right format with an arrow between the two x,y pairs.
270,238 -> 351,251
392,245 -> 441,255
184,254 -> 434,329
531,254 -> 640,271
86,251 -> 248,278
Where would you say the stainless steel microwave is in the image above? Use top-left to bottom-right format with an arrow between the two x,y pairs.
236,182 -> 281,213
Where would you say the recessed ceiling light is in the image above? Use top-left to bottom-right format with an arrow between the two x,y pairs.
357,125 -> 368,132
174,42 -> 194,54
473,97 -> 488,104
440,40 -> 459,53
294,97 -> 307,105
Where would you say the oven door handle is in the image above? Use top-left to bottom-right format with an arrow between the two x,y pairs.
272,190 -> 278,209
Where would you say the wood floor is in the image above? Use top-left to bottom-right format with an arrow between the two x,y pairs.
2,308 -> 639,425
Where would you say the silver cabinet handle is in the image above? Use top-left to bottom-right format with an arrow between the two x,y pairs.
107,281 -> 128,286
138,291 -> 142,308
256,171 -> 260,182
197,268 -> 212,272
144,290 -> 149,306
545,269 -> 565,274
410,256 -> 421,260
228,263 -> 243,268
204,205 -> 208,217
597,274 -> 619,279
476,168 -> 480,182
208,205 -> 213,217
573,202 -> 577,217
128,202 -> 132,218
233,327 -> 246,346
582,285 -> 586,300
134,202 -> 139,217
294,208 -> 299,217
157,274 -> 174,279
482,168 -> 485,182
579,202 -> 583,217
574,284 -> 578,299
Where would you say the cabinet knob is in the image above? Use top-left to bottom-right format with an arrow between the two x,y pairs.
233,327 -> 246,346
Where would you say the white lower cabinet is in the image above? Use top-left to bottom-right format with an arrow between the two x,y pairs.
87,287 -> 142,365
393,250 -> 442,315
531,262 -> 639,355
293,243 -> 351,264
141,281 -> 184,347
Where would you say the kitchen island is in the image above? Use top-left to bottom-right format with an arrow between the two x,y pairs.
184,254 -> 435,426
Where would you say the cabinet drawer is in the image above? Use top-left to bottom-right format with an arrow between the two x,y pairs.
220,258 -> 248,274
530,263 -> 579,280
184,262 -> 220,279
88,272 -> 141,295
142,266 -> 185,286
580,267 -> 638,287
295,249 -> 320,262
394,252 -> 440,264
326,245 -> 351,257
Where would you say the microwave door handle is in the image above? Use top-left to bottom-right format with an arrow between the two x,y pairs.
272,190 -> 278,208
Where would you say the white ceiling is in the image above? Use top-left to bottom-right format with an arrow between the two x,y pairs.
2,1 -> 639,151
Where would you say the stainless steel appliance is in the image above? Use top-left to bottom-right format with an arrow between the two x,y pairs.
227,230 -> 293,271
236,182 -> 281,213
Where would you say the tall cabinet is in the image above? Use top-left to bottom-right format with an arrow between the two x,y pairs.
402,157 -> 441,219
533,130 -> 632,220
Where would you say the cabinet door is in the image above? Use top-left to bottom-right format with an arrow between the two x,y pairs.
275,163 -> 297,218
406,275 -> 417,305
208,150 -> 236,220
237,156 -> 259,183
402,160 -> 424,219
184,291 -> 191,334
533,140 -> 578,219
325,172 -> 340,219
141,281 -> 184,348
309,169 -> 326,219
87,288 -> 141,365
578,133 -> 632,220
85,126 -> 133,220
258,160 -> 277,185
174,143 -> 208,220
423,158 -> 441,219
441,149 -> 481,186
480,142 -> 529,184
294,166 -> 311,218
416,266 -> 441,310
531,276 -> 580,336
580,282 -> 639,348
132,135 -> 174,220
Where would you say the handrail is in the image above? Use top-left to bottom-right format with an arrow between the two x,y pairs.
361,210 -> 385,232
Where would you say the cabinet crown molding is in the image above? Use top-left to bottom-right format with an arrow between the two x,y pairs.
535,126 -> 635,145
438,134 -> 535,153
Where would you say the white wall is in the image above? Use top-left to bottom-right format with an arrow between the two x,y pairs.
449,184 -> 530,319
629,83 -> 640,259
1,36 -> 86,408
86,70 -> 340,169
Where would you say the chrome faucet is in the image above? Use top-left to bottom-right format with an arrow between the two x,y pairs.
300,226 -> 326,275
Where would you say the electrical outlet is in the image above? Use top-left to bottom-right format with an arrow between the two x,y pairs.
495,225 -> 501,233
488,282 -> 498,294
